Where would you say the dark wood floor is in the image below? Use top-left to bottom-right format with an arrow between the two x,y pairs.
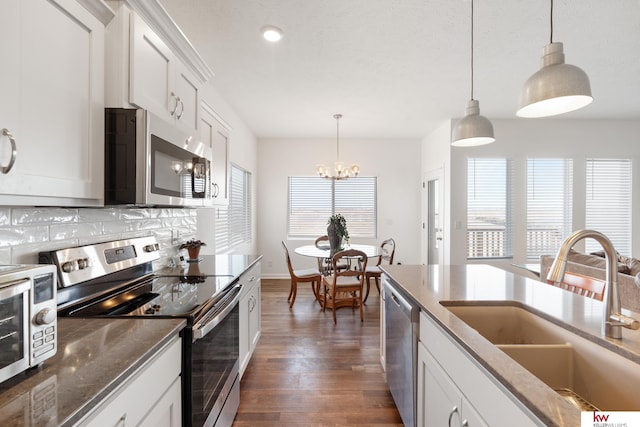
233,279 -> 403,426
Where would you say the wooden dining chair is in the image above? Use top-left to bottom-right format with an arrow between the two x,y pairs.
363,238 -> 396,303
321,249 -> 368,324
544,269 -> 605,301
314,235 -> 349,274
282,241 -> 323,309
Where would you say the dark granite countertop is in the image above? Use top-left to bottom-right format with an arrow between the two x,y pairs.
158,254 -> 262,280
381,264 -> 640,427
0,318 -> 186,426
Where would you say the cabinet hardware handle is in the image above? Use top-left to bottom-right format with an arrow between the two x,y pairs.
1,128 -> 17,174
170,92 -> 180,116
448,405 -> 459,427
212,182 -> 219,198
462,420 -> 469,427
176,99 -> 185,119
117,413 -> 127,426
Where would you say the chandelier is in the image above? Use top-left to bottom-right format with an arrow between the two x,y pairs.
316,114 -> 360,180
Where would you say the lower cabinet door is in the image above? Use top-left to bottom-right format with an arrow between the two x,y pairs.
78,337 -> 181,427
417,341 -> 488,427
139,376 -> 182,427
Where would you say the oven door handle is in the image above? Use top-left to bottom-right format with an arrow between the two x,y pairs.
192,283 -> 242,341
0,278 -> 30,299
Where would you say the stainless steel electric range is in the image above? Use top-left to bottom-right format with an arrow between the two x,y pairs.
40,236 -> 253,427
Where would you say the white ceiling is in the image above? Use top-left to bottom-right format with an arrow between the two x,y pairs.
158,0 -> 640,139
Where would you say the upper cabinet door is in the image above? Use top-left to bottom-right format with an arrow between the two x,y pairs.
200,102 -> 230,206
0,0 -> 105,206
129,12 -> 176,124
129,12 -> 201,136
174,62 -> 201,135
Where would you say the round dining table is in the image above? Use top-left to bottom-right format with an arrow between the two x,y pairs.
294,243 -> 381,259
294,243 -> 381,308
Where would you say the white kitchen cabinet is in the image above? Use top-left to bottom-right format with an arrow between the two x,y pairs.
77,335 -> 182,427
239,261 -> 261,377
200,101 -> 230,206
0,0 -> 106,206
417,312 -> 542,427
418,342 -> 488,427
129,12 -> 202,135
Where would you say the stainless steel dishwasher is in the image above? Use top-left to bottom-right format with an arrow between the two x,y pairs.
384,278 -> 419,427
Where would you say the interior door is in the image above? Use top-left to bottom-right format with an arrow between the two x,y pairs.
427,178 -> 443,265
424,168 -> 444,266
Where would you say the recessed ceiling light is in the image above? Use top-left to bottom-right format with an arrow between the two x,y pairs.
262,25 -> 283,42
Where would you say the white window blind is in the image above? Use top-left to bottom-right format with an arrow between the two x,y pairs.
526,158 -> 573,260
288,176 -> 377,238
215,163 -> 251,253
467,158 -> 512,259
585,159 -> 632,256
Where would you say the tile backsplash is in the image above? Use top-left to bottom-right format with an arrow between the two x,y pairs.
0,207 -> 198,266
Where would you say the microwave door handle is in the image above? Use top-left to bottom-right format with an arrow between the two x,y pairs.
192,284 -> 242,342
0,278 -> 30,300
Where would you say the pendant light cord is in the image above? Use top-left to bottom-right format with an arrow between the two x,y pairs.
470,0 -> 474,100
335,114 -> 340,163
550,0 -> 554,43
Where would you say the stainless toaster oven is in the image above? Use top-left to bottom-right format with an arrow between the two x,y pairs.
0,264 -> 57,384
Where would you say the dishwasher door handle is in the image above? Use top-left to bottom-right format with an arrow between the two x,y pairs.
387,284 -> 412,317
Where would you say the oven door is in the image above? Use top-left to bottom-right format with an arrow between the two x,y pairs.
0,278 -> 31,384
186,284 -> 241,427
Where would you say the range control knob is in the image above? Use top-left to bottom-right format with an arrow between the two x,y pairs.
35,308 -> 56,325
77,258 -> 90,269
61,261 -> 75,273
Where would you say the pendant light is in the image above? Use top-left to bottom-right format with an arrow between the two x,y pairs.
516,0 -> 592,118
316,114 -> 360,180
451,0 -> 495,147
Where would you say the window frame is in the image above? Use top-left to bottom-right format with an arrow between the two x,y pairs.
466,158 -> 513,260
287,176 -> 377,239
215,163 -> 252,253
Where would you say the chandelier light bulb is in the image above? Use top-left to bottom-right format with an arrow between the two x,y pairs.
313,114 -> 361,180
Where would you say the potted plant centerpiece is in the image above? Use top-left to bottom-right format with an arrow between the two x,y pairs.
180,239 -> 206,262
327,214 -> 349,254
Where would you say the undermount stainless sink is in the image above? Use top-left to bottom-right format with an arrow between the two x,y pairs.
442,302 -> 640,411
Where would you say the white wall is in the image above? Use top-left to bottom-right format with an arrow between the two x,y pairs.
424,118 -> 640,265
257,137 -> 422,278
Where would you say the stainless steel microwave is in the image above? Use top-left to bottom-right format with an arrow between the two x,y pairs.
105,108 -> 212,207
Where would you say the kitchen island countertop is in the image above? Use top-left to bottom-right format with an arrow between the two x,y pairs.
0,318 -> 186,426
381,263 -> 640,427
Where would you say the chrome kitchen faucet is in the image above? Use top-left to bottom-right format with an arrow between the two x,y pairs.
547,229 -> 639,339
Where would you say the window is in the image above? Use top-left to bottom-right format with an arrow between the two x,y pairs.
288,176 -> 377,238
215,164 -> 252,253
467,158 -> 512,259
526,158 -> 573,260
585,159 -> 632,256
